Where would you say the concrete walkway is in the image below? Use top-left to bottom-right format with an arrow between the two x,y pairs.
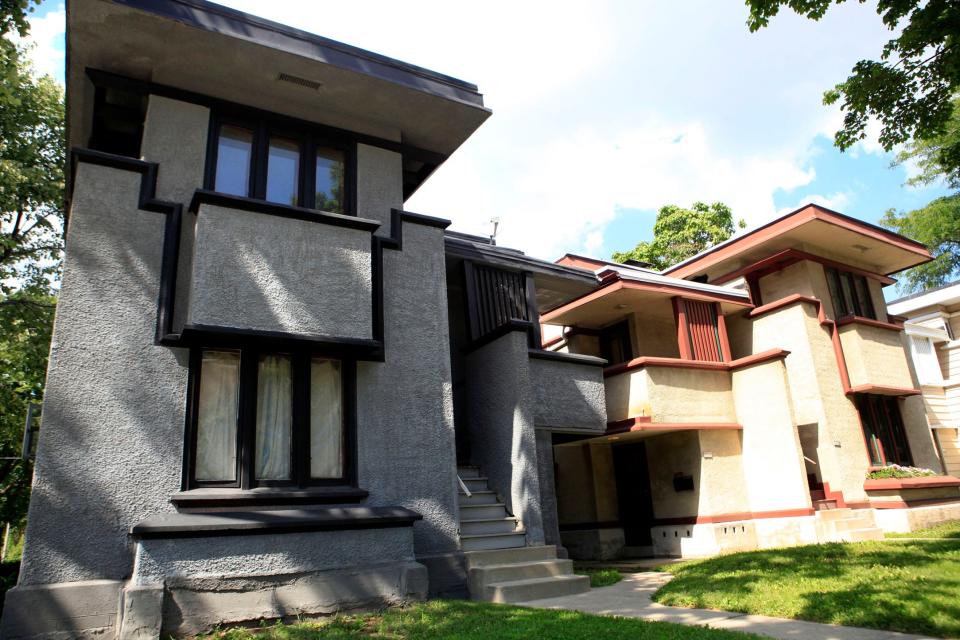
515,571 -> 940,640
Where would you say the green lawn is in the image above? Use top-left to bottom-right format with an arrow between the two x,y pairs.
886,519 -> 960,539
653,540 -> 960,638
198,600 -> 760,640
575,567 -> 623,588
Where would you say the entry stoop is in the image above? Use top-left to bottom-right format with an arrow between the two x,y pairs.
816,508 -> 884,542
457,466 -> 526,551
464,545 -> 590,603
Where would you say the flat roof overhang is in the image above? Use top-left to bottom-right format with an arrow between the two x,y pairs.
540,272 -> 751,328
68,0 -> 491,195
552,420 -> 742,447
664,204 -> 933,282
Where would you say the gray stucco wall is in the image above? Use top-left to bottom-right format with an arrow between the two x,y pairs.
139,95 -> 210,335
464,330 -> 545,545
18,163 -> 188,585
188,204 -> 374,340
134,527 -> 415,583
357,221 -> 460,557
529,356 -> 606,431
535,429 -> 562,548
357,144 -> 403,238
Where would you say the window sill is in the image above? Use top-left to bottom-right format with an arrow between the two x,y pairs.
864,476 -> 960,491
131,505 -> 420,539
171,486 -> 369,509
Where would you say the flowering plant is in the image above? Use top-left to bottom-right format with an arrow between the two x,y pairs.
867,465 -> 938,479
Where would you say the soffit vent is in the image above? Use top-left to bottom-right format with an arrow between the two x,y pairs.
278,72 -> 323,90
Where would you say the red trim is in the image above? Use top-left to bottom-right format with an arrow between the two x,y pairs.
836,316 -> 903,332
820,481 -> 848,508
846,384 -> 921,397
653,508 -> 816,526
606,418 -> 742,434
603,348 -> 789,378
716,303 -> 732,362
541,334 -> 565,349
672,297 -> 694,360
864,475 -> 960,490
712,248 -> 897,286
555,254 -> 608,270
664,204 -> 932,280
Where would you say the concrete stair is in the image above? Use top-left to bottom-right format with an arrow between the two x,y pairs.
457,466 -> 590,602
464,545 -> 590,603
816,507 -> 884,542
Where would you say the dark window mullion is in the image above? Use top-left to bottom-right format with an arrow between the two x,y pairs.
238,349 -> 258,489
293,354 -> 309,488
252,120 -> 269,200
303,137 -> 316,209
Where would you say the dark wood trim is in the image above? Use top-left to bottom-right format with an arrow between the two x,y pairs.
171,486 -> 369,509
130,506 -> 421,539
464,319 -> 532,353
180,324 -> 383,360
602,348 -> 790,378
836,316 -> 903,332
527,349 -> 606,367
715,303 -> 732,362
673,297 -> 693,360
70,148 -> 183,345
189,189 -> 379,231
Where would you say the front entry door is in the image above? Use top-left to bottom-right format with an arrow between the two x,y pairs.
612,441 -> 655,547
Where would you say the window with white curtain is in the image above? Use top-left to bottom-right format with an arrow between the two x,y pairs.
188,348 -> 348,489
910,336 -> 945,385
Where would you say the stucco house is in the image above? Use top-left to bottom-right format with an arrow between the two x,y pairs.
889,282 -> 960,476
4,0 -> 960,638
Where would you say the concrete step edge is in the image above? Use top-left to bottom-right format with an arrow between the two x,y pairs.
460,530 -> 527,539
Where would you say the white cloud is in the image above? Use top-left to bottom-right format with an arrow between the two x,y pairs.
8,3 -> 65,81
777,191 -> 852,216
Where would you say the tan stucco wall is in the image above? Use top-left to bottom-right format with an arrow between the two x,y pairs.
758,261 -> 816,304
646,431 -> 701,520
631,312 -> 680,358
838,323 -> 915,390
697,430 -> 750,515
731,359 -> 811,512
604,367 -> 735,423
736,301 -> 871,502
554,444 -> 598,525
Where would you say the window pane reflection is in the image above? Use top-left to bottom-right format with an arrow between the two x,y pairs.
266,137 -> 300,206
316,148 -> 345,213
214,125 -> 253,196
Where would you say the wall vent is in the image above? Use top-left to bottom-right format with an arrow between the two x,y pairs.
278,73 -> 322,90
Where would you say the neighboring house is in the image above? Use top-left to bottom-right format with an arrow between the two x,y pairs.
889,282 -> 960,476
4,1 -> 960,638
542,208 -> 960,559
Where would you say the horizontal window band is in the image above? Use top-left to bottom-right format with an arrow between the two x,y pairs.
131,505 -> 420,539
179,325 -> 383,360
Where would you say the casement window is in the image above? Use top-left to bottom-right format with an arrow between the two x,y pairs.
207,116 -> 353,214
599,320 -> 633,365
186,348 -> 354,489
856,394 -> 913,467
825,266 -> 876,320
909,335 -> 945,385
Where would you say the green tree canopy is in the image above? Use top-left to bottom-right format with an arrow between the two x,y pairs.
746,0 -> 960,172
612,202 -> 744,271
895,94 -> 960,189
880,195 -> 960,293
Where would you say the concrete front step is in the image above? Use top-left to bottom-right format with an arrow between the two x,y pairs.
461,477 -> 491,492
464,545 -> 558,568
483,574 -> 590,603
831,517 -> 876,533
459,503 -> 510,520
838,527 -> 884,542
816,508 -> 853,522
457,466 -> 482,478
460,517 -> 521,536
469,559 -> 574,589
458,490 -> 500,505
461,530 -> 527,551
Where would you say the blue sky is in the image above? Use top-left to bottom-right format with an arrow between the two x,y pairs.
22,0 -> 951,264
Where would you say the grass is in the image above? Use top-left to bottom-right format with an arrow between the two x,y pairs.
196,600 -> 761,639
574,567 -> 623,587
886,519 -> 960,539
653,540 -> 960,638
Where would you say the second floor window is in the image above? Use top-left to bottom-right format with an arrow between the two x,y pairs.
825,266 -> 876,320
209,116 -> 351,214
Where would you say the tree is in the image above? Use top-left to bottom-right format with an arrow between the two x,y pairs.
612,202 -> 744,270
746,1 -> 960,173
880,195 -> 960,292
0,0 -> 64,533
895,94 -> 960,189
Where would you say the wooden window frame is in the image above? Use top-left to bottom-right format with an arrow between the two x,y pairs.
183,347 -> 357,491
204,111 -> 357,216
825,266 -> 877,320
856,394 -> 913,467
